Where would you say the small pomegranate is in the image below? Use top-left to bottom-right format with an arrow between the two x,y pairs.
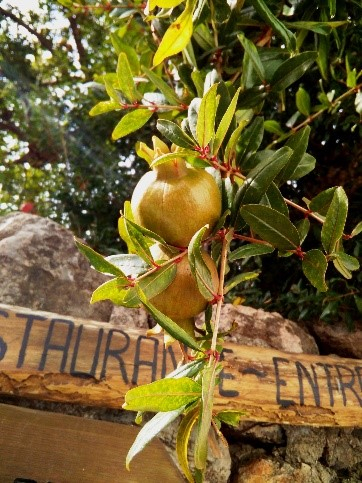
131,137 -> 221,247
149,244 -> 219,323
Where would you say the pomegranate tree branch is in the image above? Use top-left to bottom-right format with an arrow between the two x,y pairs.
0,7 -> 53,52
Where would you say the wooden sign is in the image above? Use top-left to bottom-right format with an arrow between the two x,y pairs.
0,303 -> 361,427
0,403 -> 183,482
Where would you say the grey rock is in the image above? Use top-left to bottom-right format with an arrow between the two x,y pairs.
198,304 -> 319,354
0,212 -> 111,321
313,320 -> 362,359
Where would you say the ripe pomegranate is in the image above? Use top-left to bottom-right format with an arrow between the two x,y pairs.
131,137 -> 221,247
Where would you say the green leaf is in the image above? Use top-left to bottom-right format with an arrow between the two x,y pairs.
157,120 -> 195,149
137,287 -> 202,351
196,83 -> 219,148
150,150 -> 198,168
142,66 -> 180,105
188,226 -> 217,301
153,0 -> 195,66
271,52 -> 318,92
275,126 -> 311,185
216,411 -> 246,427
224,121 -> 248,166
321,187 -> 348,254
328,0 -> 336,17
213,87 -> 241,156
224,271 -> 259,294
89,100 -> 119,117
333,257 -> 352,279
351,221 -> 362,238
309,187 -> 337,216
126,407 -> 186,470
116,52 -> 141,103
75,239 -> 127,278
238,33 -> 265,82
240,205 -> 300,250
295,218 -> 310,244
236,116 -> 264,166
302,249 -> 328,292
124,216 -> 169,248
91,278 -> 139,307
229,244 -> 274,261
264,120 -> 284,136
104,76 -> 121,103
105,254 -> 148,277
237,85 -> 268,109
123,377 -> 201,412
149,0 -> 184,9
251,0 -> 296,52
176,407 -> 199,482
122,216 -> 154,264
333,251 -> 360,271
112,109 -> 153,140
124,263 -> 177,306
262,182 -> 289,217
296,86 -> 311,117
194,363 -> 217,470
111,33 -> 140,74
291,153 -> 316,180
232,147 -> 292,220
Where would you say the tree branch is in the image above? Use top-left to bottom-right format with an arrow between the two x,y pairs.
68,15 -> 87,68
0,7 -> 53,52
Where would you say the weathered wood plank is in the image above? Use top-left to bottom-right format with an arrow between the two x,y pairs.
0,403 -> 183,482
0,303 -> 361,427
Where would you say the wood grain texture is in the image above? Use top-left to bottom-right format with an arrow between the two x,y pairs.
0,304 -> 361,427
0,403 -> 183,482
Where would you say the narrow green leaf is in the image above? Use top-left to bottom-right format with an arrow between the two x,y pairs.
142,66 -> 180,105
150,150 -> 197,168
296,86 -> 311,117
271,52 -> 318,92
103,76 -> 120,103
116,52 -> 141,103
295,218 -> 310,244
137,287 -> 202,351
238,33 -> 265,81
126,408 -> 185,470
275,126 -> 311,185
333,251 -> 360,271
124,263 -> 177,306
264,120 -> 284,136
105,254 -> 148,277
251,0 -> 296,52
124,217 -> 169,248
262,182 -> 289,217
229,244 -> 274,261
75,239 -> 127,278
310,187 -> 337,216
224,121 -> 248,166
236,116 -> 264,167
89,100 -> 119,117
122,216 -> 154,264
123,377 -> 201,412
233,147 -> 291,215
224,271 -> 259,294
351,221 -> 362,238
240,205 -> 300,250
291,153 -> 316,180
111,33 -> 140,74
302,249 -> 328,292
328,0 -> 336,18
216,411 -> 246,427
157,119 -> 196,149
188,226 -> 216,301
237,85 -> 268,109
153,0 -> 195,66
194,363 -> 217,470
213,87 -> 241,156
333,257 -> 352,279
176,407 -> 199,482
91,278 -> 139,307
321,187 -> 348,254
196,83 -> 219,148
112,109 -> 153,140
